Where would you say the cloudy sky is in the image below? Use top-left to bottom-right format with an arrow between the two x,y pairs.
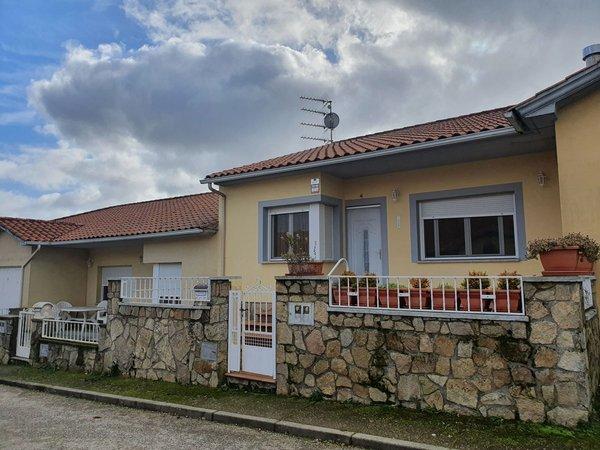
1,0 -> 599,219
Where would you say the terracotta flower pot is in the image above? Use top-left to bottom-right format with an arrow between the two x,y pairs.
407,290 -> 431,309
457,289 -> 487,312
494,290 -> 522,313
539,246 -> 594,276
286,261 -> 324,276
376,288 -> 400,308
432,289 -> 459,311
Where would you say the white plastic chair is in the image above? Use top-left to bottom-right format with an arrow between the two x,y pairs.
52,301 -> 73,320
96,300 -> 108,324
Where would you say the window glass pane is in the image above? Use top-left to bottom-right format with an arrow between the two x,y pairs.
291,212 -> 309,256
438,218 -> 465,256
271,214 -> 289,258
423,219 -> 435,258
503,215 -> 516,255
471,216 -> 500,255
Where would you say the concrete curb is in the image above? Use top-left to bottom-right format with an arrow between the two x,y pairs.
0,378 -> 451,450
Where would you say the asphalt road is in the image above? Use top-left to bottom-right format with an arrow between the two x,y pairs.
0,385 -> 353,449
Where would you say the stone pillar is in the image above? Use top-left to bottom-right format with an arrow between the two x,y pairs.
0,315 -> 17,364
522,277 -> 596,427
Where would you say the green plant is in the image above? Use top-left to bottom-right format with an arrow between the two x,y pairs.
410,277 -> 430,289
461,271 -> 490,289
497,270 -> 521,290
526,232 -> 600,262
358,272 -> 377,287
340,270 -> 357,289
281,232 -> 313,265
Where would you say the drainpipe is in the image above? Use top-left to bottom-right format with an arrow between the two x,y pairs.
208,183 -> 226,276
19,244 -> 41,308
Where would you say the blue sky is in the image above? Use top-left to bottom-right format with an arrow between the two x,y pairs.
1,1 -> 599,218
0,1 -> 146,149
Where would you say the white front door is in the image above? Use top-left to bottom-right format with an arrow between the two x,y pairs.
0,267 -> 22,311
347,206 -> 383,275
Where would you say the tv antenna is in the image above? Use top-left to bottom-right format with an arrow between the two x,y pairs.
300,95 -> 340,144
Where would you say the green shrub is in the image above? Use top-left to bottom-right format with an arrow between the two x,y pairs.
527,232 -> 600,262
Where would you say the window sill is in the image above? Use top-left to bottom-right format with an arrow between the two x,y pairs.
417,257 -> 521,263
261,259 -> 338,265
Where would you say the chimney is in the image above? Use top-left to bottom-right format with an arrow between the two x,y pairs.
583,44 -> 600,67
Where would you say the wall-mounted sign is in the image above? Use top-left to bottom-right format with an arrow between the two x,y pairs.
288,302 -> 314,325
200,341 -> 218,362
193,283 -> 209,302
311,177 -> 320,194
39,343 -> 49,358
583,278 -> 593,310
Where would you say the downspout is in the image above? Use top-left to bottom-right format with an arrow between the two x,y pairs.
208,183 -> 226,276
19,244 -> 41,308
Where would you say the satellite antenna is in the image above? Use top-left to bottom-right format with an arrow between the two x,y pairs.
300,95 -> 340,144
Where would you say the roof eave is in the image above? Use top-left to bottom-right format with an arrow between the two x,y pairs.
25,227 -> 217,246
200,127 -> 518,185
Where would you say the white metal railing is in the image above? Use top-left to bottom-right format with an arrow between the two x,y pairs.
329,275 -> 525,316
42,319 -> 100,344
120,277 -> 211,307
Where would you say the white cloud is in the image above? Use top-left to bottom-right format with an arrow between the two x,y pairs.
2,0 -> 600,218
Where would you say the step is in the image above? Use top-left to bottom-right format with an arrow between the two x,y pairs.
225,371 -> 276,384
10,356 -> 31,365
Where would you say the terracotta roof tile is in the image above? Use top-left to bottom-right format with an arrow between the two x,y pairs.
205,106 -> 512,180
0,192 -> 219,243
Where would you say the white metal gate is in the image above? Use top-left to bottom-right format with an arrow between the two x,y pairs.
228,284 -> 276,378
16,310 -> 35,359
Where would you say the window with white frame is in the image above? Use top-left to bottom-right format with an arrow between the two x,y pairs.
266,203 -> 336,261
418,193 -> 517,259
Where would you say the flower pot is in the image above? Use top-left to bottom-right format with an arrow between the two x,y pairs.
494,290 -> 522,313
331,289 -> 355,306
457,289 -> 487,312
377,288 -> 400,308
407,290 -> 431,309
286,261 -> 324,276
539,246 -> 594,276
357,287 -> 379,307
432,289 -> 459,311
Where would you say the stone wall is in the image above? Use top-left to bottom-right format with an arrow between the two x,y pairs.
0,316 -> 17,364
99,279 -> 230,386
275,277 -> 597,428
40,340 -> 105,372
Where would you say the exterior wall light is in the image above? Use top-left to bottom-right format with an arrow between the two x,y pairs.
537,171 -> 547,187
391,188 -> 400,202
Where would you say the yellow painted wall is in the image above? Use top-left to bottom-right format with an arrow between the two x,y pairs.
222,151 -> 561,283
143,234 -> 220,277
555,88 -> 600,243
27,248 -> 88,307
85,245 -> 152,305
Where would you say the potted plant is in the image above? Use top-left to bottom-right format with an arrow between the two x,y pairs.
527,233 -> 599,276
331,270 -> 357,306
494,270 -> 522,313
283,233 -> 323,276
459,271 -> 490,312
432,282 -> 459,311
378,282 -> 403,309
357,273 -> 379,307
408,277 -> 431,309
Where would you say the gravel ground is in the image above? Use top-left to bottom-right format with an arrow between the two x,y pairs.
0,385 -> 354,449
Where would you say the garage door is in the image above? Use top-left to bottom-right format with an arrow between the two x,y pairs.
0,267 -> 22,310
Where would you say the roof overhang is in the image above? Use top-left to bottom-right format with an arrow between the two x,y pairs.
25,228 -> 216,248
506,63 -> 600,132
202,126 -> 554,185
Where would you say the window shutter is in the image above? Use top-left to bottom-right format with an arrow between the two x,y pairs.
420,193 -> 515,219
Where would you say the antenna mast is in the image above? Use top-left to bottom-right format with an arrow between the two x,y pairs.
300,95 -> 340,144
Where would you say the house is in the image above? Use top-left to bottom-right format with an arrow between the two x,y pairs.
0,193 -> 220,310
201,46 -> 600,283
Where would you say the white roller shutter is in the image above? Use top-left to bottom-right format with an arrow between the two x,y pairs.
420,193 -> 515,219
0,267 -> 22,310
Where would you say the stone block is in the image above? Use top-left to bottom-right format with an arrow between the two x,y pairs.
448,322 -> 473,336
451,358 -> 476,378
529,321 -> 558,344
397,374 -> 421,401
534,348 -> 559,368
316,372 -> 336,396
446,379 -> 478,409
419,335 -> 433,353
551,302 -> 581,330
351,347 -> 371,369
516,398 -> 545,423
457,341 -> 473,358
305,330 -> 325,355
434,336 -> 456,357
547,407 -> 588,428
369,387 -> 388,403
340,329 -> 353,347
558,351 -> 586,372
555,382 -> 579,407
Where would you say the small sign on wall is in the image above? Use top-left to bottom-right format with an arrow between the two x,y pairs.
288,303 -> 314,326
39,343 -> 49,358
311,177 -> 320,194
200,341 -> 218,362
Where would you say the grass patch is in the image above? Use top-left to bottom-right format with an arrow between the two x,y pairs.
1,364 -> 599,449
